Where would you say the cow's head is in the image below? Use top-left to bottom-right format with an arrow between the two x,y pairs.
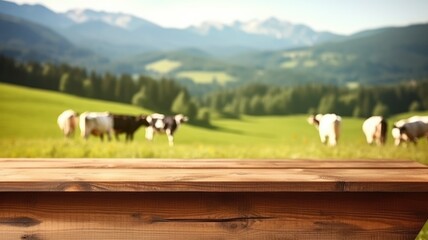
138,115 -> 152,126
307,114 -> 321,127
175,114 -> 188,124
392,125 -> 410,146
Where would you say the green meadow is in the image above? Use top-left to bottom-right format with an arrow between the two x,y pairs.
0,83 -> 427,163
176,71 -> 234,84
145,58 -> 182,74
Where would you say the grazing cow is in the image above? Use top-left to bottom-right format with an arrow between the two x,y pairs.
112,114 -> 150,142
307,113 -> 341,146
362,116 -> 387,145
391,118 -> 408,146
57,109 -> 79,138
145,113 -> 188,146
408,115 -> 428,124
79,112 -> 114,141
392,116 -> 428,146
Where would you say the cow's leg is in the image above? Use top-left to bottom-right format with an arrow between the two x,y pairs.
394,138 -> 401,146
69,125 -> 75,138
82,130 -> 89,140
166,129 -> 174,146
64,123 -> 70,138
410,136 -> 418,145
319,134 -> 327,145
63,129 -> 68,138
100,134 -> 104,141
327,134 -> 336,147
366,134 -> 374,145
145,127 -> 154,141
104,129 -> 112,142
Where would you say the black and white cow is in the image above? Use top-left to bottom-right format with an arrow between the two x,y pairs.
112,114 -> 150,142
145,113 -> 188,146
392,116 -> 428,146
392,119 -> 428,146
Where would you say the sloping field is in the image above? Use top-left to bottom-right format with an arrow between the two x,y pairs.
0,83 -> 427,162
145,59 -> 182,74
176,71 -> 234,84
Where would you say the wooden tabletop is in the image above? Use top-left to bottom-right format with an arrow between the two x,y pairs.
1,158 -> 428,192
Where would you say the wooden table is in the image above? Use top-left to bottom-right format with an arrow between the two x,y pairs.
0,158 -> 427,239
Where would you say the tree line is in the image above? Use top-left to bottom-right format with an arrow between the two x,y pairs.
0,55 -> 206,124
198,81 -> 428,118
1,55 -> 427,122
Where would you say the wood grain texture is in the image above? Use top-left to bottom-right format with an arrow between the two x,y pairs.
1,158 -> 426,169
1,159 -> 428,192
0,192 -> 426,239
1,159 -> 427,239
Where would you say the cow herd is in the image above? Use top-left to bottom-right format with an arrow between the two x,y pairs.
57,109 -> 188,146
58,109 -> 428,147
308,113 -> 428,147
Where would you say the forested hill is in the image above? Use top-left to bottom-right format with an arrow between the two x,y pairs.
0,13 -> 107,68
1,55 -> 427,120
228,24 -> 428,85
111,23 -> 428,93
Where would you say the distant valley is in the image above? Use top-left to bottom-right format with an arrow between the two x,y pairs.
1,0 -> 428,94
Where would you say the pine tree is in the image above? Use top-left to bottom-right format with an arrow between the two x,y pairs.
132,86 -> 151,108
59,73 -> 70,93
318,94 -> 337,114
171,90 -> 198,120
372,102 -> 389,117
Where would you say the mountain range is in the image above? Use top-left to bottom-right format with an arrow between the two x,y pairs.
1,0 -> 428,94
0,0 -> 342,58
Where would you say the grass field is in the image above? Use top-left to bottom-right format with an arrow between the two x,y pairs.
1,83 -> 427,163
145,58 -> 182,74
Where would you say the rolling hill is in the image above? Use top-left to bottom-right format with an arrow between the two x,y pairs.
0,82 -> 427,162
230,23 -> 428,85
0,13 -> 108,68
115,23 -> 428,90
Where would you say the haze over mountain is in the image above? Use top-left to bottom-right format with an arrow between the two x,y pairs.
0,13 -> 106,67
0,0 -> 342,58
1,0 -> 428,94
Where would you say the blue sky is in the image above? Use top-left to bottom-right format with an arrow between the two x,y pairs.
9,0 -> 428,34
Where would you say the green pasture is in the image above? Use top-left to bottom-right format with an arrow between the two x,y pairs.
145,58 -> 182,74
0,83 -> 427,163
176,71 -> 234,85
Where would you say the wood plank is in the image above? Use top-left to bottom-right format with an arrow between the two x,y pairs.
0,192 -> 426,239
2,168 -> 428,182
0,159 -> 427,239
0,158 -> 425,169
1,168 -> 428,192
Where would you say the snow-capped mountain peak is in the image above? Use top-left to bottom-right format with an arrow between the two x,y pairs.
65,9 -> 158,30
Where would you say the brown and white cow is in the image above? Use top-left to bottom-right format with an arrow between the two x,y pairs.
145,113 -> 188,146
307,113 -> 341,146
57,109 -> 79,138
362,116 -> 387,145
79,112 -> 114,141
